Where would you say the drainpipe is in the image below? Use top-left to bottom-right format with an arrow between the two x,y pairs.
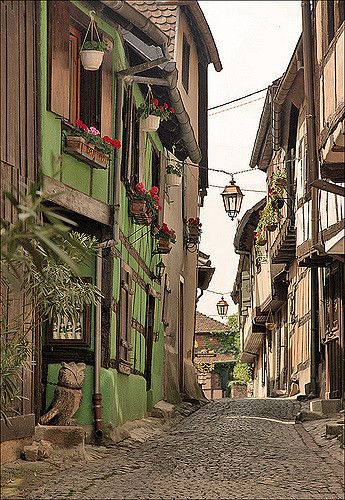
93,246 -> 103,439
301,0 -> 319,397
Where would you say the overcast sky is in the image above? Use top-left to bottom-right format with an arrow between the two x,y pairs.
197,1 -> 302,320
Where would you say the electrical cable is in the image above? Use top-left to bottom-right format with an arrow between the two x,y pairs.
207,87 -> 267,111
209,184 -> 266,193
208,95 -> 266,117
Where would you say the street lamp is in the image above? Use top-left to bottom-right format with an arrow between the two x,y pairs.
154,261 -> 165,281
216,296 -> 229,318
221,175 -> 244,220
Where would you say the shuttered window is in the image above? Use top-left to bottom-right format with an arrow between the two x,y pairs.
48,2 -> 112,135
118,263 -> 133,373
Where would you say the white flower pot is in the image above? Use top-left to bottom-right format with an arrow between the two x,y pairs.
166,173 -> 182,187
80,50 -> 104,71
141,114 -> 161,132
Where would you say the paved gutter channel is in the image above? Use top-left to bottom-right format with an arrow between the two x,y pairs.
1,399 -> 344,500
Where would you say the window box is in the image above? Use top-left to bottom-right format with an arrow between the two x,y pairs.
64,135 -> 110,169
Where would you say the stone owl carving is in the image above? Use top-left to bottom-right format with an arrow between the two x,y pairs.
40,362 -> 86,426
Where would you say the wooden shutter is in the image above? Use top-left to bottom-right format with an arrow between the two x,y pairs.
48,0 -> 70,119
158,151 -> 166,225
101,40 -> 113,137
121,86 -> 133,181
118,263 -> 133,373
241,271 -> 251,309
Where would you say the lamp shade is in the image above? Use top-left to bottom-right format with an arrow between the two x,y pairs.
217,296 -> 229,318
155,261 -> 166,280
221,178 -> 244,220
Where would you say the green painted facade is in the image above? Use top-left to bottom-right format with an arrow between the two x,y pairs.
41,0 -> 166,432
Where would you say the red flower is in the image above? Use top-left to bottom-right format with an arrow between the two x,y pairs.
81,123 -> 89,132
135,182 -> 146,194
163,102 -> 169,109
111,139 -> 121,149
75,119 -> 84,129
170,107 -> 175,113
159,106 -> 164,111
150,186 -> 159,196
102,136 -> 113,144
151,98 -> 159,107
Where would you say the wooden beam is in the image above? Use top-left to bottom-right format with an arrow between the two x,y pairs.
310,179 -> 345,197
43,176 -> 111,226
123,75 -> 170,86
118,57 -> 167,77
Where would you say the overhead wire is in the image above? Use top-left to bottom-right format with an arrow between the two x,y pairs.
207,87 -> 268,111
208,95 -> 266,117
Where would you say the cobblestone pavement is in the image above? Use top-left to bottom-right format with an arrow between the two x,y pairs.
2,399 -> 344,500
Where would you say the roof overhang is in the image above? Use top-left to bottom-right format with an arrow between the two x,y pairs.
233,198 -> 266,253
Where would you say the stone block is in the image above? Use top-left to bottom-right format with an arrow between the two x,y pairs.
23,444 -> 39,461
150,400 -> 176,420
23,440 -> 54,461
326,423 -> 344,437
310,399 -> 341,416
34,425 -> 85,459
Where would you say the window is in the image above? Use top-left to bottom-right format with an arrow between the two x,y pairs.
182,34 -> 190,93
151,148 -> 160,190
118,263 -> 133,374
121,86 -> 140,184
69,24 -> 101,129
325,1 -> 344,49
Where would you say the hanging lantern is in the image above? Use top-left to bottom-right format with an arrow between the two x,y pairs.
221,175 -> 244,220
154,261 -> 166,281
216,296 -> 229,318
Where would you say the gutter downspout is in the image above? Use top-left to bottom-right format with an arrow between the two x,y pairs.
93,246 -> 103,439
113,78 -> 124,244
301,0 -> 319,397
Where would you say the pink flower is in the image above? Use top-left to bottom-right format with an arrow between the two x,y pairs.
170,107 -> 175,113
159,106 -> 164,111
163,102 -> 169,109
89,126 -> 100,136
81,123 -> 89,132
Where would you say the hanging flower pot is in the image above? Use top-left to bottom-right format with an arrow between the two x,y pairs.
166,173 -> 182,187
156,237 -> 172,254
80,12 -> 107,71
256,236 -> 268,246
266,223 -> 278,232
80,47 -> 104,71
141,114 -> 161,132
129,199 -> 153,225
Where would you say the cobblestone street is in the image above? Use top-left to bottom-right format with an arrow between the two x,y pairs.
2,399 -> 344,500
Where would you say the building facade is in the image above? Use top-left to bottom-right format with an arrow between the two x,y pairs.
1,0 -> 221,459
233,1 -> 344,403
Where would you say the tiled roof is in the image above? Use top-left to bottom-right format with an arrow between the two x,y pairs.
195,311 -> 230,334
130,1 -> 178,57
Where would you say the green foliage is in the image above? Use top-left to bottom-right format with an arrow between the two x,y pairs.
233,359 -> 252,384
82,40 -> 107,52
1,188 -> 102,422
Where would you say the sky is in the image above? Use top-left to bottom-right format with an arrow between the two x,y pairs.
197,1 -> 302,320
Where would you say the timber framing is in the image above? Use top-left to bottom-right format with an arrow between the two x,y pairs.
43,176 -> 111,226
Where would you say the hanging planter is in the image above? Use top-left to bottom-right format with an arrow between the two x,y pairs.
80,12 -> 107,71
266,223 -> 278,232
129,199 -> 153,226
256,236 -> 268,246
129,183 -> 162,226
155,224 -> 176,254
141,114 -> 161,132
138,88 -> 175,133
166,161 -> 183,187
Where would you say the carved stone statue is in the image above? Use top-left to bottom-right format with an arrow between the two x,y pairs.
40,362 -> 86,426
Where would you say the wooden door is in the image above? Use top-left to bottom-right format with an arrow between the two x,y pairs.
324,263 -> 343,399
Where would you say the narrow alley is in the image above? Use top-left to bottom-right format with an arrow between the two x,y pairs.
3,400 -> 344,500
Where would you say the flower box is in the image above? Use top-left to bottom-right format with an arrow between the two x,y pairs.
166,173 -> 182,187
65,136 -> 109,169
141,114 -> 161,132
156,237 -> 172,254
129,199 -> 153,226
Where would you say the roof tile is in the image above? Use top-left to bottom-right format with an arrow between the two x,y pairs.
195,312 -> 230,334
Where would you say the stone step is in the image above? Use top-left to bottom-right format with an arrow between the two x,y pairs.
325,422 -> 344,437
310,399 -> 341,416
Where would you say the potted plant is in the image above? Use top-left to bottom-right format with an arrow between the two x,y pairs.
185,217 -> 202,243
255,230 -> 268,246
166,162 -> 183,187
80,40 -> 107,71
271,169 -> 287,188
155,223 -> 176,254
261,201 -> 281,232
129,183 -> 162,225
137,98 -> 175,132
